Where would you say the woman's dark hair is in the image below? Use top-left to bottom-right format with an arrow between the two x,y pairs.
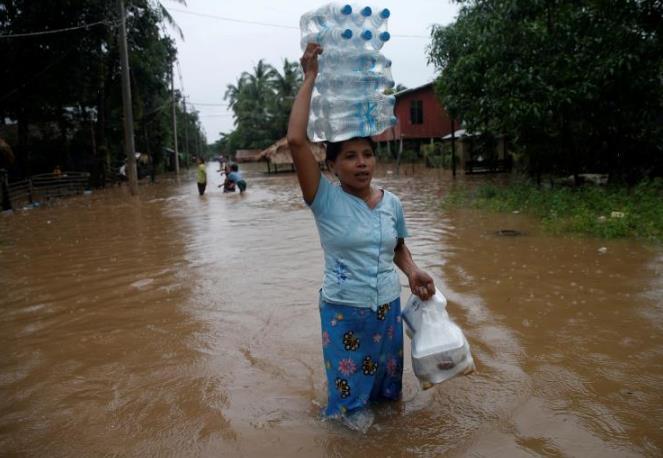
325,137 -> 377,163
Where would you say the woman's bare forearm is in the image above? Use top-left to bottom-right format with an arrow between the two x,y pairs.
394,239 -> 417,277
287,43 -> 323,203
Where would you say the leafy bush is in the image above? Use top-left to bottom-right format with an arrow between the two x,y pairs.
444,179 -> 663,241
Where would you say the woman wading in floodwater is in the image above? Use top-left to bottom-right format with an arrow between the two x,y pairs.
287,43 -> 435,429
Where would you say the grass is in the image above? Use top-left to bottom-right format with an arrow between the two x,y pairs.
443,178 -> 663,241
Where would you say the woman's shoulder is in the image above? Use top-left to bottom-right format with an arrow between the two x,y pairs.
318,174 -> 344,194
309,174 -> 342,214
381,188 -> 403,205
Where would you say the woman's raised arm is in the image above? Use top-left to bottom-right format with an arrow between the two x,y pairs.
287,43 -> 323,205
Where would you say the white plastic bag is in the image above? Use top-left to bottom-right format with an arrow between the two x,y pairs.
402,289 -> 475,389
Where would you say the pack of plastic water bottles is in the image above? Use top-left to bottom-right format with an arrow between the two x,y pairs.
300,3 -> 397,142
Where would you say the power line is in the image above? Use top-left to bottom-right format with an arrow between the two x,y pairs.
0,20 -> 116,38
198,113 -> 235,118
168,8 -> 429,38
142,98 -> 173,118
176,60 -> 185,94
168,8 -> 298,30
187,101 -> 228,106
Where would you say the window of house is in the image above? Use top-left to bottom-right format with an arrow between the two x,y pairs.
410,100 -> 423,124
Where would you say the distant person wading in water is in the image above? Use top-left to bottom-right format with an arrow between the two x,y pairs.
287,43 -> 435,429
226,163 -> 247,193
196,157 -> 207,196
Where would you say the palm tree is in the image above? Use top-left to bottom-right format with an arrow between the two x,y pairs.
223,60 -> 279,147
242,59 -> 278,114
224,77 -> 247,115
270,59 -> 303,138
221,60 -> 305,148
147,0 -> 187,40
271,59 -> 302,101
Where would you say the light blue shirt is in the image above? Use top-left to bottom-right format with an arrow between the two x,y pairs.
309,175 -> 409,310
227,171 -> 243,182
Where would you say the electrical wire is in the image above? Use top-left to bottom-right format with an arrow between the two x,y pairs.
198,113 -> 234,116
0,20 -> 116,38
187,101 -> 227,106
167,8 -> 429,38
168,8 -> 298,30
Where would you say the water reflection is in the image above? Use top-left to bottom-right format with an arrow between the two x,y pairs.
0,163 -> 661,456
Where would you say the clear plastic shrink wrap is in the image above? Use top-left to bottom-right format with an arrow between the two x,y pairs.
300,3 -> 397,142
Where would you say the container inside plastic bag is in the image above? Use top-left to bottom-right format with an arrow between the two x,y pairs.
402,289 -> 475,389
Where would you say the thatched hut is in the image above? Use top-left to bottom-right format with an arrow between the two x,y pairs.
235,149 -> 263,163
259,138 -> 326,173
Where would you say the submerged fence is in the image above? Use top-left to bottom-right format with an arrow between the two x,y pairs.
1,170 -> 91,210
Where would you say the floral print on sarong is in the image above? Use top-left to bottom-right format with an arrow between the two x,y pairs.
319,297 -> 403,417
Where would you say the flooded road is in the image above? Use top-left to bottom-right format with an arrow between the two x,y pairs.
1,163 -> 662,457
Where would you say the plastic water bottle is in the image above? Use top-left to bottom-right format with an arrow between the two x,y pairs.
338,27 -> 390,50
319,48 -> 391,73
310,95 -> 323,117
368,31 -> 390,50
350,5 -> 374,26
315,72 -> 394,95
310,93 -> 395,117
300,27 -> 353,50
366,7 -> 390,28
356,52 -> 390,72
299,13 -> 326,35
338,26 -> 372,48
316,114 -> 397,141
381,64 -> 394,86
319,94 -> 395,118
300,3 -> 353,33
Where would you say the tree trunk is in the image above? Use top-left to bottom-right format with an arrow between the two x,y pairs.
16,110 -> 30,178
58,105 -> 70,170
117,0 -> 138,195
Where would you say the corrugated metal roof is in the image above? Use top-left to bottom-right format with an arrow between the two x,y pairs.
394,82 -> 434,99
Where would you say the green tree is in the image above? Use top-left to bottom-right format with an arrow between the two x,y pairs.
384,83 -> 407,95
0,0 -> 201,183
222,58 -> 303,151
428,0 -> 663,183
270,58 -> 303,140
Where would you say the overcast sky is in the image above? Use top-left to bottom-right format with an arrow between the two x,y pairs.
165,0 -> 460,142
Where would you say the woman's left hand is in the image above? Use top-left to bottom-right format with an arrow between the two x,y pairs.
408,268 -> 435,300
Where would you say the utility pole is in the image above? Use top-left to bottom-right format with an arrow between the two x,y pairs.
451,119 -> 457,177
196,124 -> 201,158
171,65 -> 180,176
183,96 -> 190,165
117,0 -> 138,195
397,133 -> 403,177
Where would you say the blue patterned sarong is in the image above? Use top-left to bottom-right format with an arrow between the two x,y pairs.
319,296 -> 404,417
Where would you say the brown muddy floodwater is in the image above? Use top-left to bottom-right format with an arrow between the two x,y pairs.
1,163 -> 662,457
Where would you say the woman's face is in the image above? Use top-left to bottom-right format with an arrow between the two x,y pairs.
329,138 -> 376,192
